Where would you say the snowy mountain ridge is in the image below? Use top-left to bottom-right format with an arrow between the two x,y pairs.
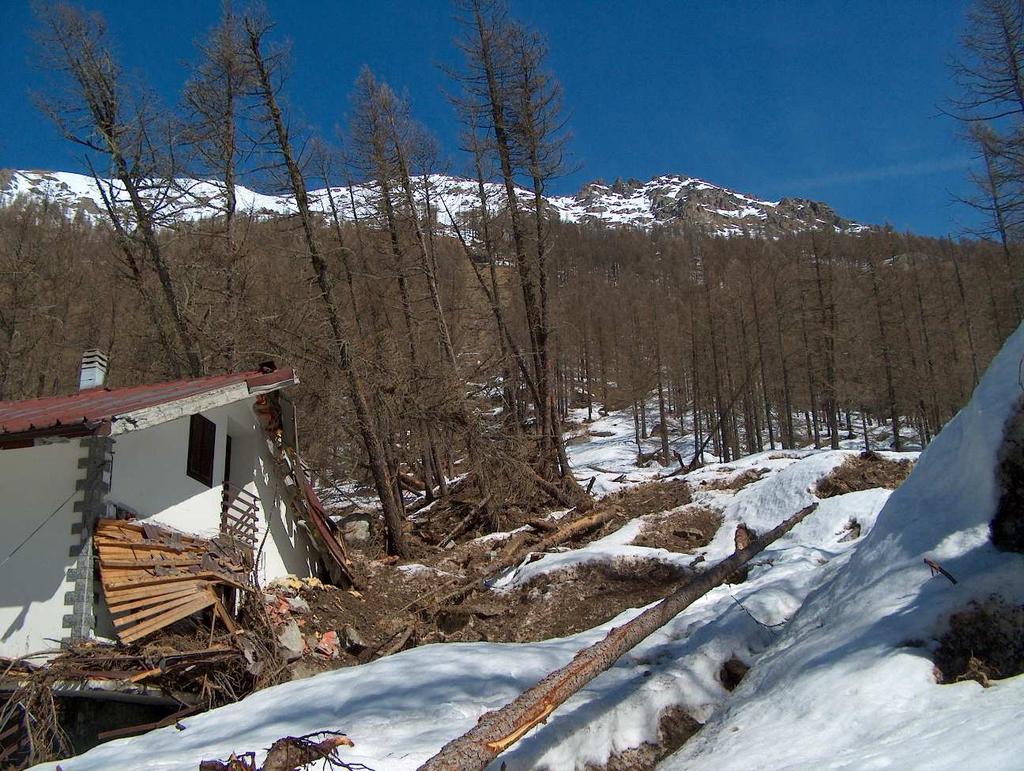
0,168 -> 867,238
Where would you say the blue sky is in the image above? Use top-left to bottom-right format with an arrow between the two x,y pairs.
0,1 -> 981,236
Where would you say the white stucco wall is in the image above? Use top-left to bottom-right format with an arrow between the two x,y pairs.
0,440 -> 83,658
0,394 -> 321,657
107,398 -> 319,583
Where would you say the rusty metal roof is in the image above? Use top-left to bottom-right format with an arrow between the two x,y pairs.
0,367 -> 295,442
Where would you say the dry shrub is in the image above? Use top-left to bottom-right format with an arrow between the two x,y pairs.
933,596 -> 1024,687
613,479 -> 692,515
558,480 -> 692,548
815,452 -> 913,498
0,668 -> 71,768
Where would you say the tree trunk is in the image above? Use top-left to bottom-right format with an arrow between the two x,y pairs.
245,16 -> 407,556
868,256 -> 902,452
420,503 -> 820,770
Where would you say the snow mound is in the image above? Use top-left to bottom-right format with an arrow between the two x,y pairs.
664,322 -> 1024,770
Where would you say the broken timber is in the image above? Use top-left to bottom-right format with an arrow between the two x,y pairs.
418,502 -> 820,771
95,519 -> 249,644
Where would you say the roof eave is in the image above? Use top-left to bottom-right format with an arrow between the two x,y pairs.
0,421 -> 105,449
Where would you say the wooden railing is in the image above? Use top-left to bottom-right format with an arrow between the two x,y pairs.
220,482 -> 259,550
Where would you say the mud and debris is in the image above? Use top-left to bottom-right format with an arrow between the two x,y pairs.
631,506 -> 721,553
697,467 -> 769,492
815,452 -> 913,498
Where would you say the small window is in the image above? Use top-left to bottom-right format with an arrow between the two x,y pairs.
186,413 -> 216,487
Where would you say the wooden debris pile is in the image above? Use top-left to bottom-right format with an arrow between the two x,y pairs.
95,518 -> 251,644
0,605 -> 287,768
0,519 -> 291,769
200,731 -> 368,771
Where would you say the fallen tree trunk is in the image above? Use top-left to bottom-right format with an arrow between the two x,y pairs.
418,502 -> 819,771
429,504 -> 624,609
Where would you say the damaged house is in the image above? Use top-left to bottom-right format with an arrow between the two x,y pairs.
0,351 -> 350,661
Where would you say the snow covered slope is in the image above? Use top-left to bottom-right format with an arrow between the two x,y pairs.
0,168 -> 865,238
33,442 -> 919,769
664,322 -> 1024,770
36,329 -> 1023,770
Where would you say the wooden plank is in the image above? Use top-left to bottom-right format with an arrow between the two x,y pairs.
104,580 -> 209,603
108,586 -> 202,614
98,562 -> 163,572
223,514 -> 257,529
224,499 -> 258,515
113,590 -> 205,628
109,586 -> 199,612
127,667 -> 163,683
105,569 -> 248,592
98,549 -> 203,562
101,572 -> 169,586
96,521 -> 206,546
103,572 -> 215,591
97,520 -> 146,533
212,596 -> 237,634
118,592 -> 216,644
98,544 -> 200,556
95,539 -> 195,554
221,511 -> 258,529
100,557 -> 202,569
97,533 -> 206,547
101,572 -> 164,585
98,555 -> 194,567
96,706 -> 199,742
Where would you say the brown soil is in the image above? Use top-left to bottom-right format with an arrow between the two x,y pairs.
718,655 -> 750,691
934,596 -> 1024,687
407,490 -> 549,549
464,560 -> 692,643
631,506 -> 722,552
815,452 -> 913,498
280,553 -> 700,667
270,559 -> 455,675
570,480 -> 693,546
275,480 -> 705,676
581,706 -> 702,771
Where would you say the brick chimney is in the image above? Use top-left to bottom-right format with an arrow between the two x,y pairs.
78,349 -> 108,391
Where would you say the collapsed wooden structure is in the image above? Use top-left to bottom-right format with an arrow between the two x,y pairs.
95,518 -> 251,644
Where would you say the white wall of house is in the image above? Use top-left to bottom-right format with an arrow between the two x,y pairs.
0,441 -> 83,658
107,398 -> 319,583
0,392 -> 321,657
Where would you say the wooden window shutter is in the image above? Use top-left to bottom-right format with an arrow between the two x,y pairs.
186,413 -> 216,487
